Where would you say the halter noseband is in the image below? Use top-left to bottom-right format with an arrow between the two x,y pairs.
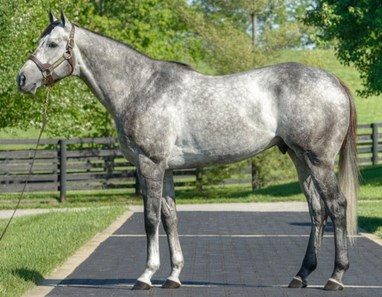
29,24 -> 76,87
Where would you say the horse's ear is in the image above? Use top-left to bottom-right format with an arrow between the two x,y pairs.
60,10 -> 69,27
49,11 -> 57,23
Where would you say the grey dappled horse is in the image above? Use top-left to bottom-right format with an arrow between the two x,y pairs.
17,13 -> 358,291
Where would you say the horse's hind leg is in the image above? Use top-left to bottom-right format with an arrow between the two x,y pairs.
161,170 -> 184,288
287,150 -> 328,289
308,163 -> 349,290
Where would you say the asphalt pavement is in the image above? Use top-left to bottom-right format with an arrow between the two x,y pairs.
20,203 -> 382,297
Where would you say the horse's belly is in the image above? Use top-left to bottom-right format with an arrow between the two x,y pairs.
167,128 -> 276,169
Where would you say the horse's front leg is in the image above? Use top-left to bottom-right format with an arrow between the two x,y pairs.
161,170 -> 184,288
133,155 -> 164,290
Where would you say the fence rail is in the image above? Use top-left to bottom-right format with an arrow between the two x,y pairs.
1,122 -> 382,200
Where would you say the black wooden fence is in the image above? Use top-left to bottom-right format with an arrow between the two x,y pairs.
0,137 -> 197,201
1,122 -> 381,200
356,123 -> 382,165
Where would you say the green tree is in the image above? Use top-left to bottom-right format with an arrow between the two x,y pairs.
191,0 -> 313,49
0,0 -> 202,137
175,1 -> 262,75
305,0 -> 382,96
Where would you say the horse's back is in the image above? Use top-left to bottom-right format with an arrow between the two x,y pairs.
169,63 -> 349,167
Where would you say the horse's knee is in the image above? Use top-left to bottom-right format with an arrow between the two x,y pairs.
145,213 -> 161,234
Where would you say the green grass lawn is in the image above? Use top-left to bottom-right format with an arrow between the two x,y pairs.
0,206 -> 125,297
0,128 -> 41,139
358,201 -> 382,238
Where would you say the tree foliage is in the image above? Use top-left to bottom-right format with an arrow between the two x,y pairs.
305,0 -> 382,97
0,0 -> 202,137
191,0 -> 312,48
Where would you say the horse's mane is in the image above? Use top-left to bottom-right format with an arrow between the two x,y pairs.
40,20 -> 195,71
79,25 -> 195,71
40,21 -> 195,72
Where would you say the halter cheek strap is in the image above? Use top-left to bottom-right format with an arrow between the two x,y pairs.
29,24 -> 76,87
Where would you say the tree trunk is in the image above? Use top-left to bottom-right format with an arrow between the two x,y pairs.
251,12 -> 257,47
99,0 -> 105,16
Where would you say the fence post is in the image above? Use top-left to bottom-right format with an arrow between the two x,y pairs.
251,159 -> 260,191
59,139 -> 67,202
372,123 -> 379,165
134,170 -> 140,195
195,168 -> 203,192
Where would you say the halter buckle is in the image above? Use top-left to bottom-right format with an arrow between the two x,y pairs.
63,52 -> 72,60
42,69 -> 54,87
67,38 -> 75,50
42,69 -> 52,78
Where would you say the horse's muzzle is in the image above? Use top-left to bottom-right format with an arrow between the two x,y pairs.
16,72 -> 26,88
16,71 -> 38,94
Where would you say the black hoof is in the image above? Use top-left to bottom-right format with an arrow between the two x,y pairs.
132,280 -> 153,290
162,279 -> 181,289
324,278 -> 344,291
288,276 -> 307,288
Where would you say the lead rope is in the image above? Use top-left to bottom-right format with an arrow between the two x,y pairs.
0,89 -> 50,242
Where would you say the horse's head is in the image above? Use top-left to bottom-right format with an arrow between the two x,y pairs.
17,12 -> 76,94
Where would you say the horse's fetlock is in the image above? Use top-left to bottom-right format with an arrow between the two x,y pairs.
335,260 -> 349,272
147,260 -> 160,272
305,261 -> 317,272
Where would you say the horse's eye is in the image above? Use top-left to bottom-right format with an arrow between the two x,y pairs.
48,42 -> 58,48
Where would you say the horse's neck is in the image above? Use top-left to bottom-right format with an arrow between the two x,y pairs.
75,27 -> 155,116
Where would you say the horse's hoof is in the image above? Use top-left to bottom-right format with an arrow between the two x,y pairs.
162,279 -> 181,289
324,278 -> 344,291
288,276 -> 307,288
132,280 -> 153,290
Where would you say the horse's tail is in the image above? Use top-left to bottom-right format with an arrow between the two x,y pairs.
338,81 -> 359,243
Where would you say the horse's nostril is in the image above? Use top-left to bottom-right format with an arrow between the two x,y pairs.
16,73 -> 26,87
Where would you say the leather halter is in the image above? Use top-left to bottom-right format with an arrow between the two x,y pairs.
29,24 -> 76,87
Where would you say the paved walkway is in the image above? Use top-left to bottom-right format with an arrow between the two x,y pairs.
23,203 -> 382,297
0,202 -> 310,220
0,207 -> 89,219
